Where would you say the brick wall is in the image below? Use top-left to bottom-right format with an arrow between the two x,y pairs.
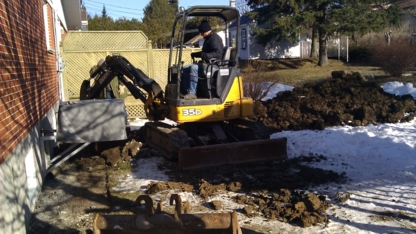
0,0 -> 59,163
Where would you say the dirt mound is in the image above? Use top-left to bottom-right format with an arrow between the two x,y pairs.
235,189 -> 331,227
254,72 -> 416,132
146,181 -> 193,194
162,155 -> 346,193
151,155 -> 346,227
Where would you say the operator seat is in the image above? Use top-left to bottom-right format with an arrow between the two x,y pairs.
197,46 -> 234,98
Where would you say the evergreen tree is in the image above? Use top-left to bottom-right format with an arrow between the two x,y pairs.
142,0 -> 178,48
87,15 -> 113,30
101,5 -> 108,18
236,0 -> 252,16
88,14 -> 144,31
246,0 -> 392,66
385,4 -> 402,27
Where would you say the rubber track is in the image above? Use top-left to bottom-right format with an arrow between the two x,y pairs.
228,118 -> 270,140
144,122 -> 189,160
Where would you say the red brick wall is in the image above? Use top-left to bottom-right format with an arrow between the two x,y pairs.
0,0 -> 59,163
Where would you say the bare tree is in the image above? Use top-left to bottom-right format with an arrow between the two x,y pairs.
384,30 -> 392,45
235,0 -> 251,16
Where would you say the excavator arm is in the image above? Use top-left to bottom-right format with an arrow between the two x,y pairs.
81,55 -> 169,120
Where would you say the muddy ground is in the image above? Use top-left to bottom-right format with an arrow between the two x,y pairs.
28,71 -> 416,233
147,154 -> 346,228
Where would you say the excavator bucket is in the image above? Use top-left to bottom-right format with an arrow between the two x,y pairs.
179,137 -> 287,170
93,194 -> 242,234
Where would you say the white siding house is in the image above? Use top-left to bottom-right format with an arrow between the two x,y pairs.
228,16 -> 308,60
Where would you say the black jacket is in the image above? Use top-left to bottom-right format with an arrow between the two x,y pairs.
194,32 -> 224,63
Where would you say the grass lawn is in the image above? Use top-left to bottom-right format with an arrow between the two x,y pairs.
241,58 -> 416,87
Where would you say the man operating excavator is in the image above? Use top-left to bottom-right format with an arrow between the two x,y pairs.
181,20 -> 224,100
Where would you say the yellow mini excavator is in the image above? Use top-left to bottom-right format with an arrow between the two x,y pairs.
80,6 -> 287,170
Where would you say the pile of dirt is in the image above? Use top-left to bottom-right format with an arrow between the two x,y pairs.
235,189 -> 331,228
161,155 -> 346,193
146,181 -> 193,194
47,127 -> 349,229
253,71 -> 416,132
99,139 -> 143,166
149,155 -> 347,227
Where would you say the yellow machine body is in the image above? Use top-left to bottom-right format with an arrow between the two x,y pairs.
170,76 -> 253,123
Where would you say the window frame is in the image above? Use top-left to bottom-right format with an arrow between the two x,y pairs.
241,28 -> 247,50
43,2 -> 55,53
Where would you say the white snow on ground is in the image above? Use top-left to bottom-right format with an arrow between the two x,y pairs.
121,81 -> 416,233
382,81 -> 416,100
112,156 -> 169,193
261,82 -> 294,101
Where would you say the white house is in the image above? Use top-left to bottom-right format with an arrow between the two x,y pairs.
228,16 -> 308,60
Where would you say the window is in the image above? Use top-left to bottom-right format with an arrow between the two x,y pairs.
43,2 -> 55,53
241,28 -> 247,50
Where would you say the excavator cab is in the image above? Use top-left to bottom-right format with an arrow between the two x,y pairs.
164,6 -> 252,124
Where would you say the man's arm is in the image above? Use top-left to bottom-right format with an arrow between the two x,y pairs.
191,51 -> 202,60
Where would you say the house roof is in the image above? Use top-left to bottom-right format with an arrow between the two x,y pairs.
185,34 -> 203,45
229,16 -> 253,28
394,0 -> 416,9
61,0 -> 82,30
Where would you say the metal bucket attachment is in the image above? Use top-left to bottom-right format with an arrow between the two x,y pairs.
179,137 -> 288,170
93,194 -> 242,234
57,99 -> 127,143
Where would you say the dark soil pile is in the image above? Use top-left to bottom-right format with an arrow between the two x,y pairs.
235,189 -> 331,227
253,72 -> 416,132
149,155 -> 347,227
51,117 -> 350,229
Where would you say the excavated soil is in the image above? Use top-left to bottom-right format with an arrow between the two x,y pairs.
253,71 -> 416,132
29,71 -> 416,232
147,154 -> 346,227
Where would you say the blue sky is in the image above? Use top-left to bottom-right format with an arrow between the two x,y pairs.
83,0 -> 231,20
